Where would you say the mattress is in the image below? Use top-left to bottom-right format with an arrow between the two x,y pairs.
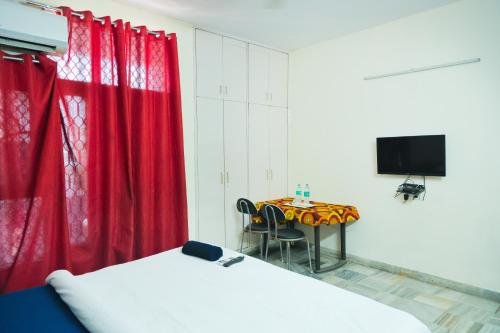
0,285 -> 88,333
46,247 -> 431,333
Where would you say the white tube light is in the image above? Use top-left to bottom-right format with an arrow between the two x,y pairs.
364,58 -> 481,81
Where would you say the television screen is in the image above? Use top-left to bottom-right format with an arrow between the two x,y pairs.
377,135 -> 446,176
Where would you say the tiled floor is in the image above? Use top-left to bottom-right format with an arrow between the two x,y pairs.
253,247 -> 500,333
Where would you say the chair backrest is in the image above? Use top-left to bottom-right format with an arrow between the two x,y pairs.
236,198 -> 258,215
262,204 -> 285,234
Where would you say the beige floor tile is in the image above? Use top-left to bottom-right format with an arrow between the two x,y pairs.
415,294 -> 458,311
253,250 -> 500,333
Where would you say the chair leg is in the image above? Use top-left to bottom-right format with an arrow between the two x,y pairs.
248,232 -> 251,252
279,241 -> 284,263
287,242 -> 291,270
265,234 -> 269,261
240,231 -> 244,253
305,237 -> 313,274
259,234 -> 264,259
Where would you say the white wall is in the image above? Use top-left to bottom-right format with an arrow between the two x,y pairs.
289,0 -> 500,292
43,0 -> 197,239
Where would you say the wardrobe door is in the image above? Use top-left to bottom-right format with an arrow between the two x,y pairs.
248,44 -> 269,105
196,30 -> 223,99
197,98 -> 226,246
223,101 -> 248,250
223,37 -> 247,102
248,104 -> 270,202
268,107 -> 288,199
268,50 -> 288,107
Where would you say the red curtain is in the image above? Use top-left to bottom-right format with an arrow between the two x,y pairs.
0,54 -> 70,292
0,8 -> 188,293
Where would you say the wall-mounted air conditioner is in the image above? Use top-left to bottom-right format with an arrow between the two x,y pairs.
0,0 -> 68,54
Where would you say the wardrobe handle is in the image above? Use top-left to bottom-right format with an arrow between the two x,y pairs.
224,86 -> 228,95
220,172 -> 224,184
219,85 -> 223,95
226,171 -> 229,184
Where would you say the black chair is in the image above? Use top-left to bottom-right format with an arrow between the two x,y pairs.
237,198 -> 269,259
262,204 -> 312,273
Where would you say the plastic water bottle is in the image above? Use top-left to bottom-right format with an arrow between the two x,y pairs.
304,184 -> 311,204
294,184 -> 302,204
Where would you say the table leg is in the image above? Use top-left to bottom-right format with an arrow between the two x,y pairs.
314,226 -> 321,271
261,233 -> 268,259
340,222 -> 346,260
309,223 -> 347,274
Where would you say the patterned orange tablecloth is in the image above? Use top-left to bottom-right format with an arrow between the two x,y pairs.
255,197 -> 360,226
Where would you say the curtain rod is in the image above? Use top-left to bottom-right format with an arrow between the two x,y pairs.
364,58 -> 481,80
24,0 -> 169,38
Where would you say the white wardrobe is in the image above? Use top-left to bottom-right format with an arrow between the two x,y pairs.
196,29 -> 288,250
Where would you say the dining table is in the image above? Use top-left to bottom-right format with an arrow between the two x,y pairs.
255,197 -> 360,273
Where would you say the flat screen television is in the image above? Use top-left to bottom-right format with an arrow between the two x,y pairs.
376,135 -> 446,176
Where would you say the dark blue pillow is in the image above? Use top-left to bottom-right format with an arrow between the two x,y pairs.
182,241 -> 223,261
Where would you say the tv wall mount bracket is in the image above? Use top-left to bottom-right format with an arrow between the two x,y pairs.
395,176 -> 426,201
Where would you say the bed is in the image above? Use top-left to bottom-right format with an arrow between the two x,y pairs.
1,247 -> 430,333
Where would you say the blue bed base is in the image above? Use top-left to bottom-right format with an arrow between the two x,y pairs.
0,285 -> 88,332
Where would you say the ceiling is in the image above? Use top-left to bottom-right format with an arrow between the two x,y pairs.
117,0 -> 458,50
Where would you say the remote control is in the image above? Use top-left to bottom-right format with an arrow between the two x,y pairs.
223,256 -> 245,267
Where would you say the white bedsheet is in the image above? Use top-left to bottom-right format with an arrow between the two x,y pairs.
46,247 -> 430,333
